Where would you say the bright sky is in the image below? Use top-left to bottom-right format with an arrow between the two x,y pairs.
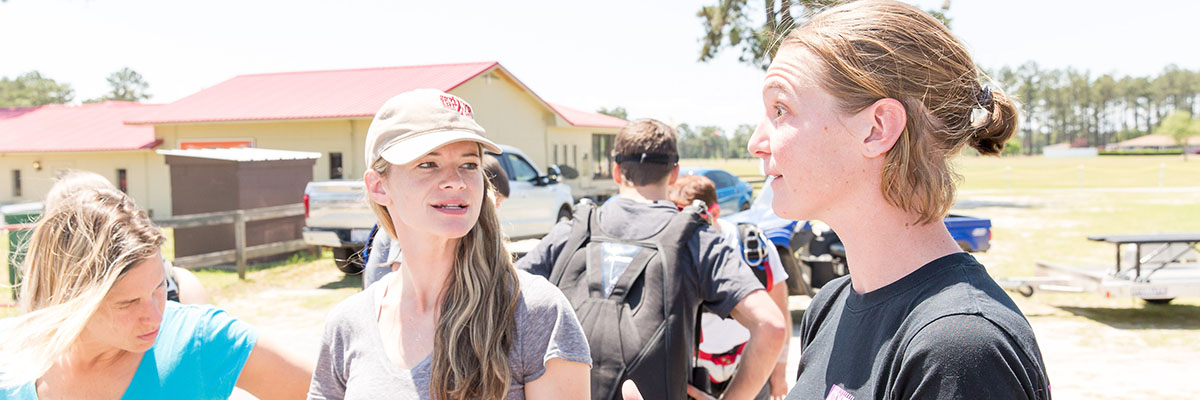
3,0 -> 1199,135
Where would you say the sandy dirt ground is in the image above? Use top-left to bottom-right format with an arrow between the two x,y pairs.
225,289 -> 1199,399
221,188 -> 1200,399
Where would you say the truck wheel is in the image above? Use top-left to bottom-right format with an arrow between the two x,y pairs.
557,206 -> 572,223
956,241 -> 972,252
777,245 -> 812,297
333,247 -> 364,274
803,247 -> 839,289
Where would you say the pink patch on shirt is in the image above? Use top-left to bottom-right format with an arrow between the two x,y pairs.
826,384 -> 854,400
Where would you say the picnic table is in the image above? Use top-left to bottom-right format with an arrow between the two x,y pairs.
1087,233 -> 1200,282
999,232 -> 1200,304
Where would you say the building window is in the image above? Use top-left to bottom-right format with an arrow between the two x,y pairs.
592,134 -> 616,179
11,170 -> 20,197
573,145 -> 578,169
329,152 -> 344,180
117,169 -> 128,193
553,144 -> 559,165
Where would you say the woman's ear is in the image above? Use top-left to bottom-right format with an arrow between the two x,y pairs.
364,169 -> 391,207
860,98 -> 907,158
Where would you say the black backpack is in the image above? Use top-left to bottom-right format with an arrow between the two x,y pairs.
548,201 -> 709,400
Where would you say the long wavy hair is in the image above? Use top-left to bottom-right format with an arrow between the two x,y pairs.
0,186 -> 165,386
368,148 -> 522,400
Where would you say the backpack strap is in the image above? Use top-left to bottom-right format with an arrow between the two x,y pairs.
360,224 -> 379,262
736,223 -> 765,267
736,222 -> 773,291
550,200 -> 596,286
656,201 -> 716,393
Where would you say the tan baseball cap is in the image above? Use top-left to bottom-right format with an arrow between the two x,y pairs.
364,89 -> 501,168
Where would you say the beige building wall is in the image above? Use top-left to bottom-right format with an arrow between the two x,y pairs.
0,71 -> 623,217
450,68 -> 622,198
450,70 -> 555,169
0,150 -> 160,215
547,126 -> 619,198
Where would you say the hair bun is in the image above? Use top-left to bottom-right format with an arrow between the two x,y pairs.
970,89 -> 1018,156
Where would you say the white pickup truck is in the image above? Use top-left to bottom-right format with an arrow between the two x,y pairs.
302,144 -> 576,273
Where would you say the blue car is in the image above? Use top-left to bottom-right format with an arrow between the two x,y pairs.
679,167 -> 754,213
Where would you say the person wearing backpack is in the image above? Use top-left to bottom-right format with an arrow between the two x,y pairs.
516,119 -> 786,400
668,175 -> 791,400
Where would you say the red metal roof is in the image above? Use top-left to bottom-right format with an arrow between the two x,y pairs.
549,103 -> 628,129
128,62 -> 499,124
0,101 -> 160,153
0,106 -> 41,120
127,61 -> 627,129
1114,134 -> 1200,147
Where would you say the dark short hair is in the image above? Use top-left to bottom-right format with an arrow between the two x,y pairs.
482,154 -> 509,198
613,119 -> 678,186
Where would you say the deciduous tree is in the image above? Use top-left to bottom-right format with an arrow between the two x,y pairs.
0,71 -> 75,107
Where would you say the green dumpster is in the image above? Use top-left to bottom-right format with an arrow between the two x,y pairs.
2,202 -> 43,301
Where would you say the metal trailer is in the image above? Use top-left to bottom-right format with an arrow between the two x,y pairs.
999,233 -> 1200,304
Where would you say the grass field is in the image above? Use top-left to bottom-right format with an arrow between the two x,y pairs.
684,154 -> 1200,191
3,155 -> 1197,300
683,155 -> 1200,275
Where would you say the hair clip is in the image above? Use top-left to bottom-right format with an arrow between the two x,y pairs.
977,85 -> 993,110
971,85 -> 994,126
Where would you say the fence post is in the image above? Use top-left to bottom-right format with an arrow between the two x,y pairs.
1005,166 -> 1012,191
234,210 -> 247,280
1077,164 -> 1084,188
1159,163 -> 1166,187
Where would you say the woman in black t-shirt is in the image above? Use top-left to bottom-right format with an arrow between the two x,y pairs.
746,1 -> 1051,399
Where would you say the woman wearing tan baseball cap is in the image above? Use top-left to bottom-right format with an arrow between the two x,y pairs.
309,89 -> 592,400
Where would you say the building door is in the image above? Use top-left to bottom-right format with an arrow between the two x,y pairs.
592,134 -> 616,179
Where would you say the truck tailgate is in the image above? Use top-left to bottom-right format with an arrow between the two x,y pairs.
305,181 -> 376,229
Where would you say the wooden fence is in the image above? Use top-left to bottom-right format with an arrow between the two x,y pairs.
153,203 -> 311,279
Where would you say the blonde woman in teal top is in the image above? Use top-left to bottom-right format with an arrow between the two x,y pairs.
0,186 -> 311,399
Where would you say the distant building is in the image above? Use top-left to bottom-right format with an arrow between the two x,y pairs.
0,62 -> 626,217
1109,134 -> 1200,153
1042,142 -> 1098,158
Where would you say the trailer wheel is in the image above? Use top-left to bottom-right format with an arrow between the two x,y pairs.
1144,298 -> 1174,305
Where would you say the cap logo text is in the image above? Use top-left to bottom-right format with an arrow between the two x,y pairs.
440,95 -> 473,118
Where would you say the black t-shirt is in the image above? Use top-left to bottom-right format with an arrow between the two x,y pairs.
789,253 -> 1050,400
